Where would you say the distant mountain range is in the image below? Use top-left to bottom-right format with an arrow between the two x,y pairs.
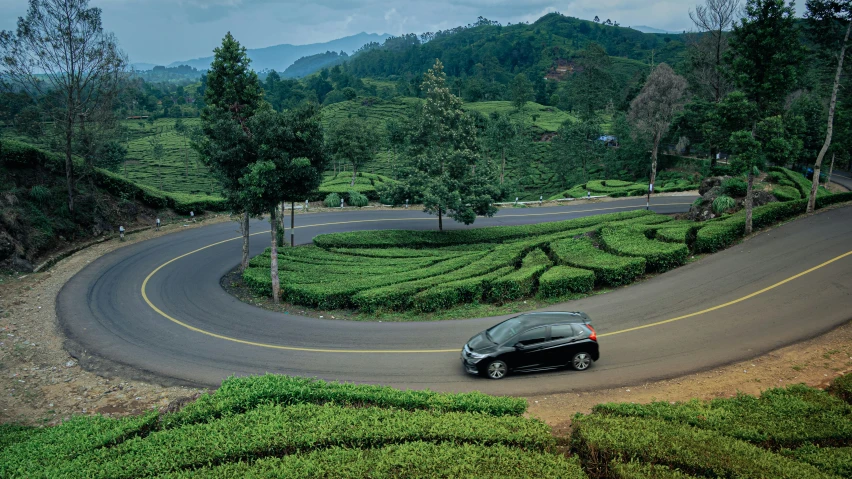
157,32 -> 390,73
630,25 -> 684,34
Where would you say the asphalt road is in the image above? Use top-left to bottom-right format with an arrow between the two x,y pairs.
57,195 -> 852,396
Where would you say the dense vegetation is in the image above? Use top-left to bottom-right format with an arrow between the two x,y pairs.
1,371 -> 850,477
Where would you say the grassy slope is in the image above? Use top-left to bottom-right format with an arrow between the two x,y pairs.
2,372 -> 850,478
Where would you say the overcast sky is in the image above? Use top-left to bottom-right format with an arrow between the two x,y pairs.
0,0 -> 748,65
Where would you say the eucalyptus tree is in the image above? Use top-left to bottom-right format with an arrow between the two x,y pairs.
0,0 -> 127,213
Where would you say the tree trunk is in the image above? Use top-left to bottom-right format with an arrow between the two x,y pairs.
500,147 -> 505,185
438,208 -> 443,231
280,202 -> 286,247
745,171 -> 754,235
808,20 -> 851,214
648,132 -> 660,209
291,201 -> 295,247
269,209 -> 280,304
710,145 -> 718,168
65,111 -> 75,214
828,153 -> 835,187
240,212 -> 250,272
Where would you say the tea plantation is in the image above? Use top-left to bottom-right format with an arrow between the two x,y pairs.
1,372 -> 850,477
244,187 -> 852,314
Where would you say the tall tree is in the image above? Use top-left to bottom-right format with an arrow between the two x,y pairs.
729,130 -> 763,234
571,42 -> 616,120
326,118 -> 378,186
0,0 -> 127,213
193,32 -> 264,272
688,0 -> 740,103
510,73 -> 534,111
551,119 -> 605,186
727,0 -> 803,116
804,0 -> 852,212
628,63 -> 688,208
237,105 -> 326,304
382,60 -> 500,230
385,118 -> 407,179
485,113 -> 520,185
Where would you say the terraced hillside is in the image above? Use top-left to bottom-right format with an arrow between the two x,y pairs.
244,190 -> 852,314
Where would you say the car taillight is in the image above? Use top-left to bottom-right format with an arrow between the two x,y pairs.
586,324 -> 597,341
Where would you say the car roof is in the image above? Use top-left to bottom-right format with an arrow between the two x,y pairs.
512,312 -> 590,327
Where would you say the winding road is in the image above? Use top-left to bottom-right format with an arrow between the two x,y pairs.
57,195 -> 852,396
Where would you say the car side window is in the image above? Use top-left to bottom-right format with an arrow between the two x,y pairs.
550,325 -> 576,341
514,326 -> 547,346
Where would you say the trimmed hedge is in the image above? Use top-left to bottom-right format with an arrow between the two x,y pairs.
773,185 -> 802,202
41,403 -> 554,479
487,249 -> 551,302
591,384 -> 852,450
828,372 -> 852,404
694,199 -> 810,253
162,374 -> 527,430
654,223 -> 701,245
598,226 -> 688,272
782,444 -> 852,478
571,414 -> 833,479
538,265 -> 595,297
411,266 -> 515,312
162,442 -> 586,479
313,210 -> 655,249
550,237 -> 646,286
769,167 -> 813,197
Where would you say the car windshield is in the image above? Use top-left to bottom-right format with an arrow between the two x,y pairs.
486,317 -> 525,344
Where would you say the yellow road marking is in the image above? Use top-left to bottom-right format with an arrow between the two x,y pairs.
140,203 -> 849,353
599,249 -> 852,337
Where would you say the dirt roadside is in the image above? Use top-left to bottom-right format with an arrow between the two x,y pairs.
1,203 -> 850,428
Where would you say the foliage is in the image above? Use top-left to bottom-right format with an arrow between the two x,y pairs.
325,117 -> 379,183
782,444 -> 852,478
550,236 -> 647,286
727,0 -> 804,116
510,73 -> 534,111
538,265 -> 596,297
772,185 -> 802,202
379,60 -> 500,229
323,192 -> 341,208
827,371 -> 852,405
721,177 -> 747,197
346,190 -> 368,207
598,226 -> 689,272
712,195 -> 736,214
487,248 -> 551,302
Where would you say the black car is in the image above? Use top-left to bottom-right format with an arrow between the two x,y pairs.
461,312 -> 600,379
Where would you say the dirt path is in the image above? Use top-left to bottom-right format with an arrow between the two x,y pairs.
1,207 -> 850,428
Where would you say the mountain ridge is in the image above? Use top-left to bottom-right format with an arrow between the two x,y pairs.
165,32 -> 391,72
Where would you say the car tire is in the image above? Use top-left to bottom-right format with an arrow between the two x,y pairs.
485,360 -> 508,379
571,352 -> 592,371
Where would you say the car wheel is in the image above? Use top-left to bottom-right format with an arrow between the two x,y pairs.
571,352 -> 592,371
485,360 -> 508,379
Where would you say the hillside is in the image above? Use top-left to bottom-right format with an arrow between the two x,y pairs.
168,32 -> 391,73
283,51 -> 349,78
0,140 -> 225,270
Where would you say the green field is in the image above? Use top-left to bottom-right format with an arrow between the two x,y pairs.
2,372 -> 850,478
462,101 -> 578,132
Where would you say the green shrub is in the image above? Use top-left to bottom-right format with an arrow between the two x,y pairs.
45,403 -> 553,479
571,414 -> 831,479
313,210 -> 655,249
721,177 -> 747,197
324,192 -> 341,208
538,265 -> 595,297
591,384 -> 852,449
782,444 -> 852,478
163,442 -> 585,479
828,372 -> 852,404
816,191 -> 852,208
654,223 -> 701,245
598,227 -> 688,272
773,185 -> 802,202
162,375 -> 527,431
347,190 -> 369,207
769,167 -> 813,197
411,266 -> 515,312
711,195 -> 736,214
610,461 -> 699,478
0,424 -> 45,453
487,249 -> 551,302
550,237 -> 646,286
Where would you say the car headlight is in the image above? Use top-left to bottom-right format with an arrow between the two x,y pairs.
467,351 -> 489,362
